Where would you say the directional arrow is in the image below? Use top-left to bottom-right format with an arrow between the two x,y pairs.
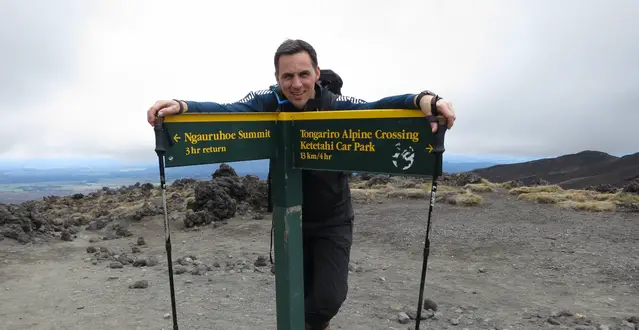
173,134 -> 181,143
426,144 -> 433,153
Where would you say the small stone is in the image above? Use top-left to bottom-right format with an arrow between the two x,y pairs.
422,309 -> 435,319
164,313 -> 171,319
137,237 -> 146,246
174,265 -> 188,275
86,246 -> 97,253
397,312 -> 410,324
423,298 -> 438,311
132,246 -> 140,253
254,255 -> 268,267
389,303 -> 403,312
129,280 -> 149,289
109,262 -> 123,269
547,317 -> 561,325
550,309 -> 572,318
406,310 -> 430,321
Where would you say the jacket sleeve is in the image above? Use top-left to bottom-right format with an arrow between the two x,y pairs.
331,94 -> 420,111
183,89 -> 277,113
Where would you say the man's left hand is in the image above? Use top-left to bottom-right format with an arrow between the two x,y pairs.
419,96 -> 456,133
435,99 -> 456,131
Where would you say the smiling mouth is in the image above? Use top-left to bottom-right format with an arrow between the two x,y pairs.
291,91 -> 305,98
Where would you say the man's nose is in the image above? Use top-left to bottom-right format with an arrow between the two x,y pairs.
292,76 -> 302,88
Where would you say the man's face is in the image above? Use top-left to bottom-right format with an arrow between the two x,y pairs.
275,51 -> 321,109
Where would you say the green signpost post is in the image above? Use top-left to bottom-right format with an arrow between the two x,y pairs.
154,108 -> 447,330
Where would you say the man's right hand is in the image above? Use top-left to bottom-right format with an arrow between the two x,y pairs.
146,99 -> 184,126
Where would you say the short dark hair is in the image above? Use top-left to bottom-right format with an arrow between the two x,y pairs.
274,39 -> 318,73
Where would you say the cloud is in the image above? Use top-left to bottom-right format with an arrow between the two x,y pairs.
0,1 -> 101,108
460,1 -> 639,155
0,0 -> 637,163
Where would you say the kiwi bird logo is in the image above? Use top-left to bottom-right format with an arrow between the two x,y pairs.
391,142 -> 415,170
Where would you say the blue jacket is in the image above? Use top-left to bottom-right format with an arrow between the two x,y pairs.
181,84 -> 424,225
183,84 -> 421,113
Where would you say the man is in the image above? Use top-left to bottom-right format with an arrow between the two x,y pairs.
146,39 -> 456,330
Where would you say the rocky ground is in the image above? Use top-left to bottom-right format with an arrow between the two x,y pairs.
0,164 -> 637,330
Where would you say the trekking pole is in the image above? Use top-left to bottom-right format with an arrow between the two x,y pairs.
414,165 -> 438,329
154,115 -> 179,330
414,102 -> 448,330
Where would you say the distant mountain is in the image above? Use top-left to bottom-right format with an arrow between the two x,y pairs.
0,156 -> 498,185
470,150 -> 639,189
442,161 -> 500,173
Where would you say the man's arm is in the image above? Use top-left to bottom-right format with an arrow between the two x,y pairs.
331,94 -> 421,111
180,89 -> 278,113
331,92 -> 455,132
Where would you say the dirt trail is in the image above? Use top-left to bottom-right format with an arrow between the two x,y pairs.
1,192 -> 638,330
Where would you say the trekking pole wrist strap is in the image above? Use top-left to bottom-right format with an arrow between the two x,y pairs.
173,99 -> 185,114
416,91 -> 442,115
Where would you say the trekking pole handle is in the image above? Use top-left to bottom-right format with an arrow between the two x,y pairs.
154,115 -> 168,154
432,115 -> 447,154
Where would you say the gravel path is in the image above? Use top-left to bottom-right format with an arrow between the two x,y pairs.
1,190 -> 637,330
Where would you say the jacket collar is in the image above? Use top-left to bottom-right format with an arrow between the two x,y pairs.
304,83 -> 326,110
271,82 -> 326,111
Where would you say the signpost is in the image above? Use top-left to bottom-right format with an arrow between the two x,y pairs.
155,109 -> 447,330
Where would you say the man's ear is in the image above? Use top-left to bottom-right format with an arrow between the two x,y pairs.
314,66 -> 321,81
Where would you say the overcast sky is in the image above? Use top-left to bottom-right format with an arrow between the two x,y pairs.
1,0 -> 637,164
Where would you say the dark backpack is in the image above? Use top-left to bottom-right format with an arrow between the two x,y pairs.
266,69 -> 343,264
317,69 -> 343,95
